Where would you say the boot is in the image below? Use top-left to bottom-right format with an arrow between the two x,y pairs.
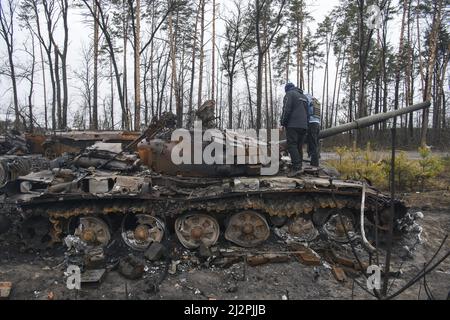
288,167 -> 303,178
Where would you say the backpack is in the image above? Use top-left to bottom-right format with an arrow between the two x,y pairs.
307,96 -> 321,118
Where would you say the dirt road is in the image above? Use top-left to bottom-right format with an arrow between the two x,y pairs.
321,151 -> 449,161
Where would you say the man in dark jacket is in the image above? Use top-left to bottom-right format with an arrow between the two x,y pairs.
281,82 -> 310,175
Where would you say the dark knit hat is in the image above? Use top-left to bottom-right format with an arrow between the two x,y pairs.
285,82 -> 296,93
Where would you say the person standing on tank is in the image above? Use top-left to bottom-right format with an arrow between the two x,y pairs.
281,82 -> 310,176
305,93 -> 321,167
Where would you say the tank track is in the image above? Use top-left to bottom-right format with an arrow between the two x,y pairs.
15,178 -> 406,250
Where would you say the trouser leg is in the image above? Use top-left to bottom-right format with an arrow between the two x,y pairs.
286,128 -> 301,170
308,123 -> 320,167
307,133 -> 311,158
297,129 -> 306,170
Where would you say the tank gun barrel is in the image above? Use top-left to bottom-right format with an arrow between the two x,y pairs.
319,101 -> 431,139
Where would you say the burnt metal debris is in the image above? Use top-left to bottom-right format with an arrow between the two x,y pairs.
41,131 -> 141,160
0,155 -> 50,186
0,131 -> 30,155
0,282 -> 13,300
0,101 -> 441,298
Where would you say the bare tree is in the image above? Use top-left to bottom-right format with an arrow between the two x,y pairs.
254,0 -> 287,130
392,0 -> 409,135
41,0 -> 60,128
58,0 -> 69,128
41,0 -> 70,129
20,0 -> 56,129
421,0 -> 445,146
82,0 -> 129,129
240,47 -> 254,128
129,0 -> 141,131
135,0 -> 141,131
122,0 -> 130,129
168,11 -> 182,126
211,0 -> 216,102
139,1 -> 176,55
188,0 -> 201,125
127,0 -> 175,129
74,43 -> 95,129
355,0 -> 388,143
92,0 -> 99,129
317,16 -> 335,128
221,1 -> 251,129
23,34 -> 37,131
0,0 -> 20,129
289,0 -> 312,90
197,0 -> 206,109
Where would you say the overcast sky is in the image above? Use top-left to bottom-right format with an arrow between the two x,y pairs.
0,0 -> 406,128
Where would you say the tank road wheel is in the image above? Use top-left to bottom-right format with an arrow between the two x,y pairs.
73,217 -> 111,247
286,216 -> 319,242
175,214 -> 220,249
323,210 -> 358,243
44,145 -> 58,160
225,211 -> 270,248
121,214 -> 165,251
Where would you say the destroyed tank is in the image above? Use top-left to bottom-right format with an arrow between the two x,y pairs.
0,102 -> 430,252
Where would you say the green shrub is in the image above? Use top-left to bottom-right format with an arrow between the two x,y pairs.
325,146 -> 444,192
416,147 -> 444,191
326,144 -> 386,188
382,152 -> 421,191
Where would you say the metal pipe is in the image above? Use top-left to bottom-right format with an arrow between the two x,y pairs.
360,183 -> 377,253
318,101 -> 431,139
278,102 -> 431,151
383,120 -> 398,296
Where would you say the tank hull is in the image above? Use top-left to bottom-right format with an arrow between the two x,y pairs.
4,172 -> 406,250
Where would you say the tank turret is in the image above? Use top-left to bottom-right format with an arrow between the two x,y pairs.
139,102 -> 431,177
